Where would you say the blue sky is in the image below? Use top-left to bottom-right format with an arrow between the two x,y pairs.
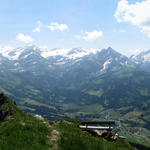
0,0 -> 150,56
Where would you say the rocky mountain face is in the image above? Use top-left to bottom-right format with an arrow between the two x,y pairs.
0,45 -> 149,109
0,45 -> 133,72
0,93 -> 17,121
0,45 -> 150,145
0,45 -> 150,144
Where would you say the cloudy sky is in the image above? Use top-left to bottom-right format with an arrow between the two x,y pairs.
0,0 -> 150,56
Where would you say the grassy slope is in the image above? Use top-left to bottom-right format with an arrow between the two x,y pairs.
0,113 -> 52,150
0,95 -> 52,150
0,115 -> 136,150
0,95 -> 137,150
55,120 -> 136,150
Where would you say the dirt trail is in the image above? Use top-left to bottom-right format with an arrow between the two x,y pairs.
50,129 -> 60,150
34,114 -> 59,150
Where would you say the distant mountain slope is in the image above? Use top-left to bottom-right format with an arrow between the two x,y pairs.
0,45 -> 150,146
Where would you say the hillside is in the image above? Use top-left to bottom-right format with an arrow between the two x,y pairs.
0,46 -> 150,146
0,93 -> 138,150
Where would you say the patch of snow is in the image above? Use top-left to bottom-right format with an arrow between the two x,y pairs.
131,49 -> 150,63
19,69 -> 25,72
41,48 -> 102,60
102,59 -> 111,71
23,52 -> 33,59
54,62 -> 67,65
32,62 -> 37,64
9,68 -> 21,71
131,55 -> 138,60
132,50 -> 150,63
1,47 -> 25,60
56,58 -> 65,62
0,45 -> 39,60
132,49 -> 142,56
0,46 -> 14,59
14,62 -> 19,66
143,53 -> 150,62
41,48 -> 72,58
120,62 -> 125,66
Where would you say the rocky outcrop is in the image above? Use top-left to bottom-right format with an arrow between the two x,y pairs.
0,93 -> 13,121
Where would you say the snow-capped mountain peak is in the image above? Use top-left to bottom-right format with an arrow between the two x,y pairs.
0,45 -> 41,60
0,45 -> 136,74
131,49 -> 150,63
0,45 -> 104,61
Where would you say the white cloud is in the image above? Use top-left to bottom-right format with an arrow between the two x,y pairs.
114,0 -> 150,37
16,33 -> 33,43
33,21 -> 42,33
76,30 -> 103,42
120,29 -> 126,33
48,22 -> 68,31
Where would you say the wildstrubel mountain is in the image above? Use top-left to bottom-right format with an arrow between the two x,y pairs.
0,45 -> 150,146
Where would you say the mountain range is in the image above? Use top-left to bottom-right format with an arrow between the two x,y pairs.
0,45 -> 150,146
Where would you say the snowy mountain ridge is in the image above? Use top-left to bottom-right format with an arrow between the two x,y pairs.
0,45 -> 103,61
131,49 -> 150,63
0,45 -> 150,73
1,45 -> 150,63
